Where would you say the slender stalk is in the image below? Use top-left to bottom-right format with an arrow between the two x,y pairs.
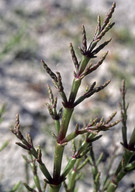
102,148 -> 118,191
38,162 -> 52,181
106,149 -> 135,192
89,144 -> 100,192
62,158 -> 76,179
58,108 -> 74,141
67,158 -> 82,191
120,80 -> 128,147
114,149 -> 133,176
68,170 -> 76,191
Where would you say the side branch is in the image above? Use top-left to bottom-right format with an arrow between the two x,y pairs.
11,114 -> 52,183
74,80 -> 111,107
42,60 -> 68,105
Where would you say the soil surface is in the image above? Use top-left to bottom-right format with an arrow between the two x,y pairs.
0,0 -> 135,191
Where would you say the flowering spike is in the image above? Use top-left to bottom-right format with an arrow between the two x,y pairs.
89,82 -> 96,91
47,84 -> 54,105
56,72 -> 64,92
89,118 -> 98,127
16,142 -> 29,150
97,22 -> 115,40
42,60 -> 57,82
74,80 -> 111,107
27,134 -> 33,147
105,112 -> 117,124
82,52 -> 108,78
120,79 -> 128,148
101,2 -> 116,31
92,39 -> 111,55
70,43 -> 79,70
95,80 -> 111,91
46,103 -> 55,119
53,97 -> 57,109
81,25 -> 87,53
15,113 -> 20,133
96,16 -> 101,35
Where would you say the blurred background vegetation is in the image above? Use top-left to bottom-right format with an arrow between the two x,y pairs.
0,0 -> 135,191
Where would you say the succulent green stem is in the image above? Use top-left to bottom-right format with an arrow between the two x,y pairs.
62,158 -> 76,178
58,107 -> 74,142
78,55 -> 90,76
29,148 -> 52,182
49,184 -> 61,192
53,143 -> 64,180
107,182 -> 117,192
39,162 -> 52,182
55,120 -> 60,135
67,158 -> 82,191
52,108 -> 74,189
68,170 -> 76,191
51,56 -> 91,191
69,78 -> 81,104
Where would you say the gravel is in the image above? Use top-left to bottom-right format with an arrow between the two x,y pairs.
0,0 -> 135,191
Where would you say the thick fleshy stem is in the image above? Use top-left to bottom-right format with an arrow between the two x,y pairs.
52,56 -> 90,186
49,184 -> 61,192
52,108 -> 74,187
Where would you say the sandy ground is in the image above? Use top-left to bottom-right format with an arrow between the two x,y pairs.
0,0 -> 135,191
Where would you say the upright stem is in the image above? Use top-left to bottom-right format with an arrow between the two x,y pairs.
58,108 -> 74,142
53,143 -> 64,180
52,108 -> 74,186
50,56 -> 91,191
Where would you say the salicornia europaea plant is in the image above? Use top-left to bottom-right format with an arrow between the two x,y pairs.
105,80 -> 135,192
86,80 -> 135,192
10,2 -> 135,192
